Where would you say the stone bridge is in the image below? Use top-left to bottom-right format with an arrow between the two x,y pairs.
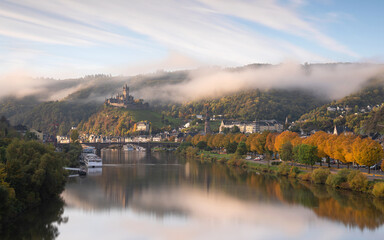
58,142 -> 180,155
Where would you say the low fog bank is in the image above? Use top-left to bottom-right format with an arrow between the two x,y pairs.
0,74 -> 129,103
1,63 -> 383,104
135,63 -> 384,104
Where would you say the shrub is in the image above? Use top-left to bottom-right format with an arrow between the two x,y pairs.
337,169 -> 352,179
277,163 -> 291,176
299,172 -> 312,181
311,168 -> 330,184
372,182 -> 384,198
347,170 -> 359,182
227,157 -> 247,168
326,174 -> 345,188
347,170 -> 368,192
185,147 -> 198,158
217,157 -> 228,164
271,161 -> 282,166
326,169 -> 351,188
288,166 -> 300,178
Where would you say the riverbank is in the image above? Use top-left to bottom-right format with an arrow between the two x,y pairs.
179,147 -> 384,199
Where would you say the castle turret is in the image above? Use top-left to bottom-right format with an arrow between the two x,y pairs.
123,84 -> 129,100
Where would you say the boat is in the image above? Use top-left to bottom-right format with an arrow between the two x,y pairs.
136,146 -> 146,152
83,153 -> 103,168
82,146 -> 96,154
123,144 -> 134,151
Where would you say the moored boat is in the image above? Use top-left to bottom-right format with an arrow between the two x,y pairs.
83,153 -> 102,168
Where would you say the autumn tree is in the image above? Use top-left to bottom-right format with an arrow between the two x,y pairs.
274,131 -> 299,153
265,132 -> 278,158
355,138 -> 384,173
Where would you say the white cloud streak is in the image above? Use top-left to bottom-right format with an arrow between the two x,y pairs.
0,0 -> 357,78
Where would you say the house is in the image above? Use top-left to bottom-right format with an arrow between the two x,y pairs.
57,135 -> 70,144
30,129 -> 44,141
134,135 -> 151,142
152,134 -> 163,142
136,121 -> 150,132
14,124 -> 28,136
219,121 -> 246,133
220,120 -> 283,133
256,120 -> 283,133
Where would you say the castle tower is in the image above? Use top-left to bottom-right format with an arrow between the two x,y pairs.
123,84 -> 129,100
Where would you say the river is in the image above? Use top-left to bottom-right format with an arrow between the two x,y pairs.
2,149 -> 384,239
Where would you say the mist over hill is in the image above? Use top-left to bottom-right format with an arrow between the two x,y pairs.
1,63 -> 384,135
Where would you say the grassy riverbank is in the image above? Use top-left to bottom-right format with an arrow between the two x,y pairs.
178,147 -> 384,199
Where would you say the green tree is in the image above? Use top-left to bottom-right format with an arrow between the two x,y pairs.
231,126 -> 240,133
70,130 -> 79,143
236,141 -> 247,156
295,144 -> 320,170
226,141 -> 238,154
280,141 -> 293,163
5,139 -> 67,208
196,141 -> 207,150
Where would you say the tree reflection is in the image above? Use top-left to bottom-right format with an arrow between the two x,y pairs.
65,150 -> 384,231
0,197 -> 67,240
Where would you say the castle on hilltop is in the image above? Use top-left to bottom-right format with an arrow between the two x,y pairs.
105,84 -> 148,109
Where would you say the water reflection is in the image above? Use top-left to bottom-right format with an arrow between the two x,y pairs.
8,149 -> 381,239
0,197 -> 66,240
60,150 -> 384,238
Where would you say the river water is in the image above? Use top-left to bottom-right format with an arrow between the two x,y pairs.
2,149 -> 384,239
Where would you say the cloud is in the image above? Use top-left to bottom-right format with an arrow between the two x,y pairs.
0,0 -> 358,78
197,0 -> 357,57
135,63 -> 384,103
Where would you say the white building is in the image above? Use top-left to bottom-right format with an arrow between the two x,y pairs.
136,121 -> 150,132
219,120 -> 283,133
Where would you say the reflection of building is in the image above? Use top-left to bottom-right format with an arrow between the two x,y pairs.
220,120 -> 283,133
105,84 -> 148,109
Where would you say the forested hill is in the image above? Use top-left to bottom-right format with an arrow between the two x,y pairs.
0,71 -> 189,135
160,89 -> 328,122
77,106 -> 180,136
297,78 -> 384,133
359,105 -> 384,135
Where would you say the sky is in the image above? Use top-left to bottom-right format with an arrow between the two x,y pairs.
0,0 -> 383,78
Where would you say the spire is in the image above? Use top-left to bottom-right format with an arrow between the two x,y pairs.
333,125 -> 338,135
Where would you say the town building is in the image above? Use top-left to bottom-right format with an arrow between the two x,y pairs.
136,121 -> 150,132
14,124 -> 28,136
219,120 -> 283,133
56,135 -> 70,144
30,129 -> 44,141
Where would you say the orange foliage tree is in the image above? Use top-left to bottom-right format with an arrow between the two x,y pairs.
274,131 -> 299,153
